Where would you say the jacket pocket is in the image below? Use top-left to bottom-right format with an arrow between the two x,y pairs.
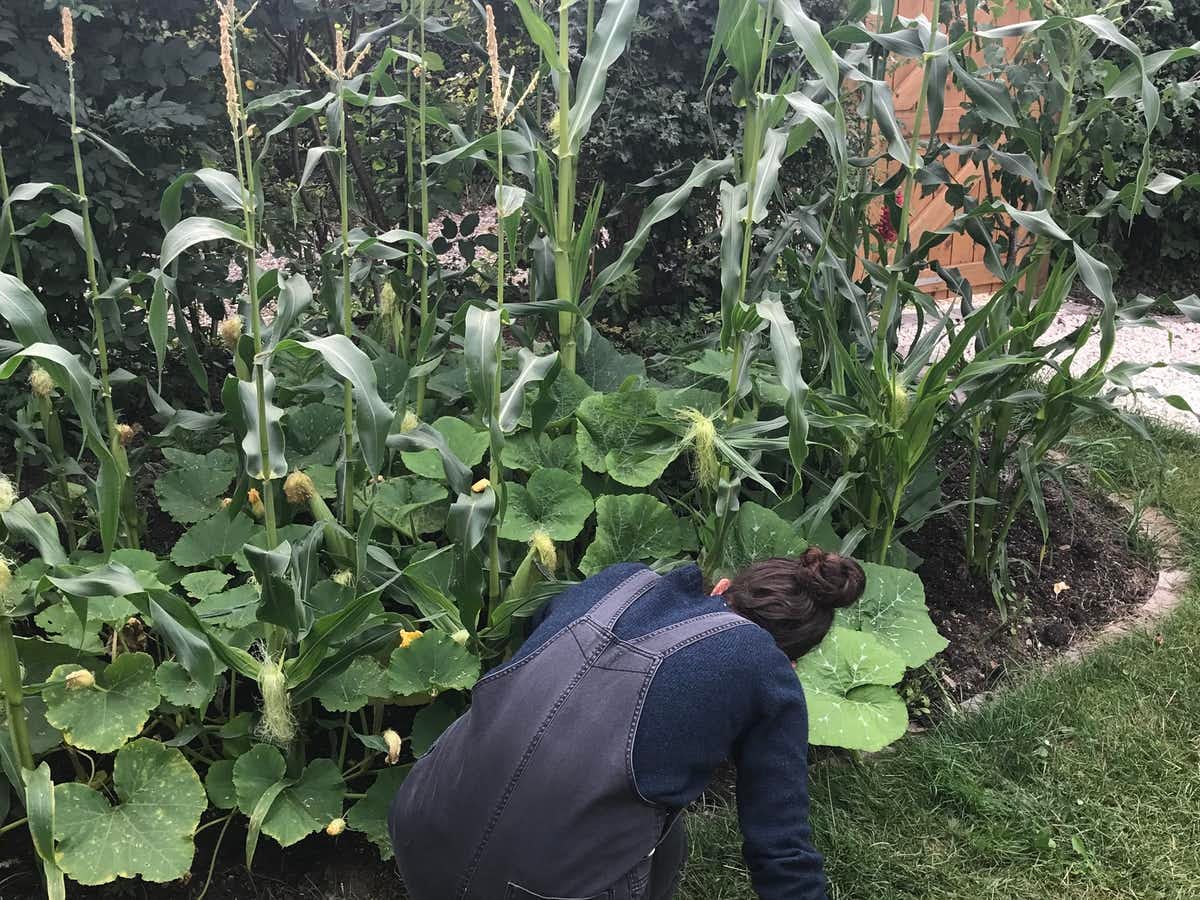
504,883 -> 614,900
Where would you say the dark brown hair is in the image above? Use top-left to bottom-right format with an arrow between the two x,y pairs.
723,548 -> 866,660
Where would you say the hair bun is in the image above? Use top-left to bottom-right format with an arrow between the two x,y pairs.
799,547 -> 865,609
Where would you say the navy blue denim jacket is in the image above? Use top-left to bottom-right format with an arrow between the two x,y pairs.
515,562 -> 828,900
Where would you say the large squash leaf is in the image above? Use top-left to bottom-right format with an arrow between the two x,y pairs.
580,494 -> 696,576
836,562 -> 948,670
154,448 -> 237,524
501,432 -> 582,479
795,626 -> 908,752
386,631 -> 480,696
233,745 -> 345,848
347,766 -> 410,859
721,502 -> 808,574
54,739 -> 206,885
499,468 -> 593,542
575,390 -> 678,487
314,656 -> 390,713
401,416 -> 489,481
43,653 -> 160,753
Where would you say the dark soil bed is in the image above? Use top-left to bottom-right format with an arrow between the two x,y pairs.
906,460 -> 1158,717
0,458 -> 1160,900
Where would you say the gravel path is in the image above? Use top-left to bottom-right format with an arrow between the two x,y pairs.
899,300 -> 1200,431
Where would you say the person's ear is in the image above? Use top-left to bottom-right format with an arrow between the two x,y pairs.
711,577 -> 732,596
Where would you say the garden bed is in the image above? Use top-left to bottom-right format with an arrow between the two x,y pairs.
908,471 -> 1159,717
0,475 -> 1161,900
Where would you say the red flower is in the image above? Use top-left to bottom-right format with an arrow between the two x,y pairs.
877,204 -> 897,243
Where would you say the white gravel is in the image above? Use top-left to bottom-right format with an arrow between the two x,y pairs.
899,300 -> 1200,432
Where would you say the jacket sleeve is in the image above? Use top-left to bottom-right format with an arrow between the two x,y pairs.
731,653 -> 829,900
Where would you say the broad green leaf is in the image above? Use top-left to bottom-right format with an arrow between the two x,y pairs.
193,582 -> 261,629
795,626 -> 908,752
501,432 -> 581,479
233,745 -> 346,848
159,216 -> 248,270
35,602 -> 105,654
579,493 -> 696,576
721,502 -> 808,574
154,448 -> 237,524
347,766 -> 410,858
949,57 -> 1017,127
757,298 -> 810,478
568,0 -> 640,153
23,762 -> 65,899
171,513 -> 258,567
265,272 -> 314,350
425,130 -> 534,167
771,92 -> 846,174
181,570 -> 233,599
774,0 -> 841,92
464,305 -> 501,414
2,498 -> 67,566
43,653 -> 160,753
386,631 -> 481,696
239,370 -> 288,481
157,660 -> 216,709
401,416 -> 489,480
576,390 -> 678,487
368,476 -> 447,536
575,332 -> 645,392
744,129 -> 788,224
498,349 -> 560,433
520,368 -> 595,430
0,271 -> 55,345
1002,203 -> 1070,242
410,698 -> 461,756
276,335 -> 394,475
499,468 -> 594,542
54,739 -> 206,885
314,656 -> 390,712
287,402 -> 343,466
836,562 -> 947,669
205,760 -> 237,810
511,0 -> 565,70
588,157 -> 735,307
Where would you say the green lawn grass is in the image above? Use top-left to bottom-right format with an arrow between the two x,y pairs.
681,423 -> 1200,900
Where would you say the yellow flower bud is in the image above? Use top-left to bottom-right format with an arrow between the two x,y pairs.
401,411 -> 420,433
399,630 -> 423,649
65,669 -> 95,690
116,423 -> 136,447
331,569 -> 353,587
325,817 -> 346,836
218,315 -> 244,351
471,478 -> 491,493
450,628 -> 470,646
244,78 -> 256,90
383,728 -> 403,765
29,365 -> 55,399
247,488 -> 264,520
284,470 -> 317,504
